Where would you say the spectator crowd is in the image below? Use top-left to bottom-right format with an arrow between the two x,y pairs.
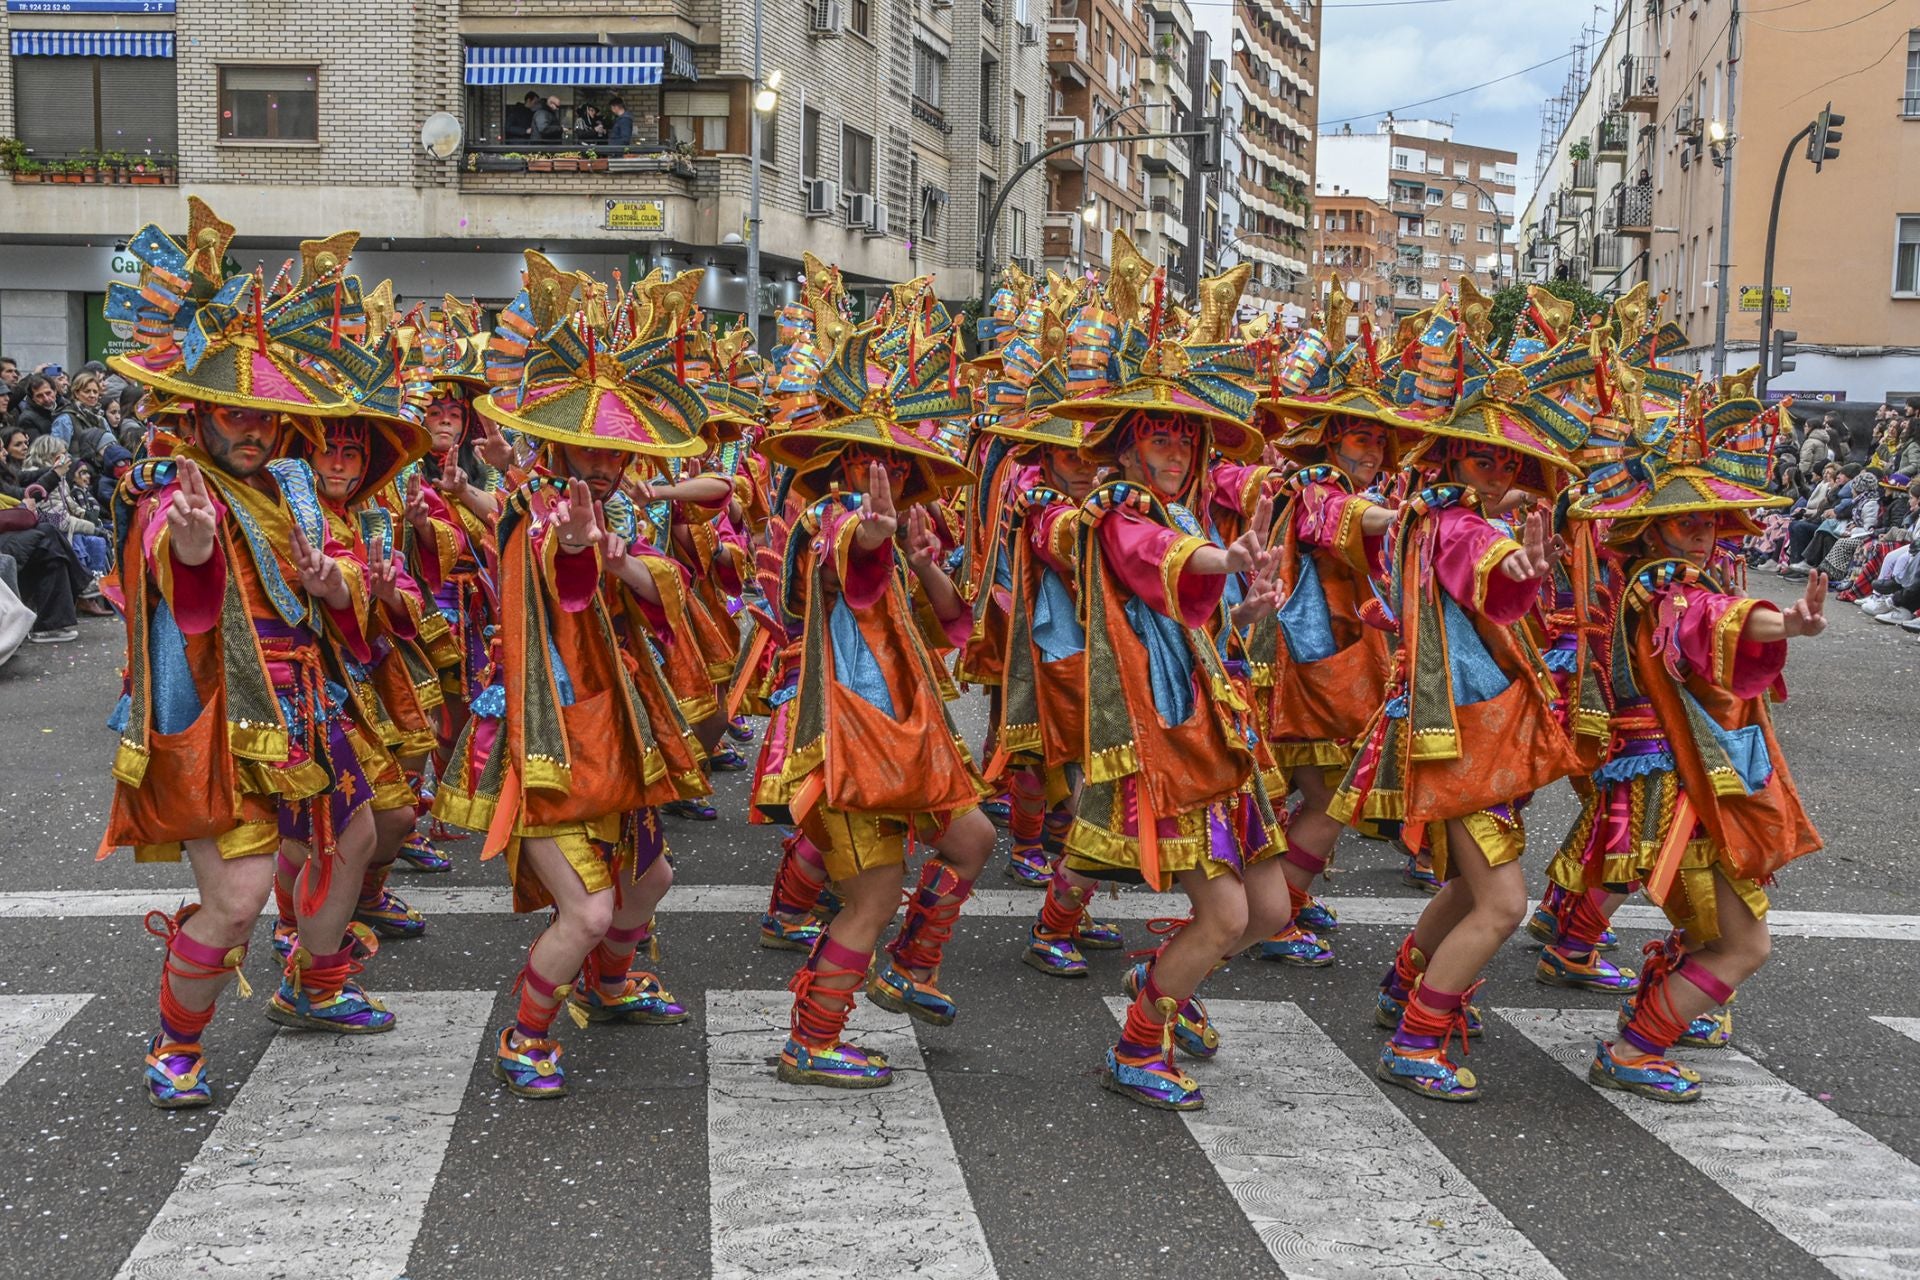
0,355 -> 140,659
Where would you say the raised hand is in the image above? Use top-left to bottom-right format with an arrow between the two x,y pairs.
366,531 -> 405,608
854,461 -> 899,550
597,501 -> 628,569
432,462 -> 470,502
553,478 -> 601,551
1224,521 -> 1266,576
1230,547 -> 1284,628
1501,510 -> 1552,582
1785,569 -> 1828,637
166,458 -> 219,567
403,472 -> 434,532
290,519 -> 348,609
905,504 -> 943,573
477,419 -> 515,472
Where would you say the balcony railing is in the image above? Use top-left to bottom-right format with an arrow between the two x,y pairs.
1611,180 -> 1653,234
1047,17 -> 1090,83
1592,235 -> 1625,272
1619,55 -> 1658,112
1570,157 -> 1596,193
1597,113 -> 1630,155
5,150 -> 176,185
462,142 -> 697,178
1902,95 -> 1920,119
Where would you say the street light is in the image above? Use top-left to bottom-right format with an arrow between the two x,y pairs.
1081,201 -> 1100,226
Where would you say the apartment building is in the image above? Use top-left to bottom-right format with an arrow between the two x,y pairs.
1520,0 -> 1920,401
0,0 -> 1052,365
1039,0 -> 1150,278
1318,118 -> 1517,323
1311,189 -> 1393,323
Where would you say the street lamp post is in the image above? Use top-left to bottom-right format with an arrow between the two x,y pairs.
745,0 -> 779,348
1442,174 -> 1506,288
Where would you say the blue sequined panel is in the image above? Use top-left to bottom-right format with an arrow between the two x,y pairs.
1124,596 -> 1196,727
1683,688 -> 1774,794
1032,567 -> 1086,662
1277,553 -> 1339,663
546,633 -> 576,707
830,596 -> 898,718
150,599 -> 202,734
1440,593 -> 1512,707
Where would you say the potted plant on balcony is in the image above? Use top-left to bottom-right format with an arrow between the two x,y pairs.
100,150 -> 129,183
585,150 -> 609,173
551,151 -> 582,172
158,153 -> 177,183
129,155 -> 164,185
1569,138 -> 1590,163
526,152 -> 555,172
48,159 -> 85,185
10,157 -> 42,184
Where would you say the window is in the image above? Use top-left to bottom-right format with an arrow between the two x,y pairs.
1013,91 -> 1027,139
913,42 -> 946,112
1425,155 -> 1445,173
1452,160 -> 1468,176
12,54 -> 177,157
219,65 -> 317,142
802,106 -> 822,177
850,0 -> 871,37
1450,222 -> 1465,238
1895,216 -> 1920,296
1477,225 -> 1492,243
1448,254 -> 1464,271
1906,30 -> 1920,115
1479,193 -> 1496,213
1010,206 -> 1028,257
1392,150 -> 1414,171
1424,219 -> 1441,237
757,101 -> 779,163
1451,192 -> 1467,209
663,90 -> 732,154
1422,252 -> 1440,268
1424,189 -> 1442,205
841,125 -> 874,195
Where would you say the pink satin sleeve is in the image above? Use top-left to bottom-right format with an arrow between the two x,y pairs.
819,505 -> 894,611
1671,582 -> 1787,698
1031,503 -> 1076,576
1097,503 -> 1223,628
142,487 -> 227,635
1432,505 -> 1535,626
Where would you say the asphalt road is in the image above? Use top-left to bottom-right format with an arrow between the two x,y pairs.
1,575 -> 1917,1280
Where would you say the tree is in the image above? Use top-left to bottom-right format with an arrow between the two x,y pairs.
1487,279 -> 1608,353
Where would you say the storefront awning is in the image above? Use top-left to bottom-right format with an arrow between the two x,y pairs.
463,44 -> 663,87
9,30 -> 174,57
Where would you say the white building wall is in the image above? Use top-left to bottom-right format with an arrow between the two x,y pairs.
1313,133 -> 1390,201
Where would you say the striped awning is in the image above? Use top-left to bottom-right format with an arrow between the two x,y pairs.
463,44 -> 663,87
9,30 -> 175,57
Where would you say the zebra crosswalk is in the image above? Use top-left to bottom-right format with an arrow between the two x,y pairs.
2,979 -> 1918,1280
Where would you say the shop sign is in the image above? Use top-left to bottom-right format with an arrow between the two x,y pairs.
603,198 -> 666,236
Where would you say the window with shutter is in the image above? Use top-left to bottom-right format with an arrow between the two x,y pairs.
12,55 -> 177,156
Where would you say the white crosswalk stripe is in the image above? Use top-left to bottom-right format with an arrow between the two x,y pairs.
114,990 -> 494,1280
0,993 -> 92,1091
1502,1007 -> 1920,1280
1103,996 -> 1566,1280
4,884 -> 1919,941
706,989 -> 998,1280
1871,1016 -> 1920,1047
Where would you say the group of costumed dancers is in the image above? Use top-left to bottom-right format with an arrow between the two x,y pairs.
97,198 -> 1826,1116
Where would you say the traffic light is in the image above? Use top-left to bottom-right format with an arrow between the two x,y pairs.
1197,114 -> 1224,172
1808,103 -> 1845,172
1770,328 -> 1798,379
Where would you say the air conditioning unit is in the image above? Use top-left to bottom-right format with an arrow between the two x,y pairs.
1675,101 -> 1695,131
1017,20 -> 1038,44
849,191 -> 877,229
865,202 -> 891,237
809,0 -> 844,35
804,177 -> 838,217
1018,140 -> 1036,164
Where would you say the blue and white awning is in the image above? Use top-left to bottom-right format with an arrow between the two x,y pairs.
9,30 -> 175,57
463,44 -> 663,87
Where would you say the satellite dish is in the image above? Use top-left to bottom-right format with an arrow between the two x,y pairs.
420,113 -> 463,160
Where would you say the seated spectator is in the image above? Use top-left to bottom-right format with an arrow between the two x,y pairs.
0,425 -> 54,497
10,374 -> 58,441
0,490 -> 93,642
50,370 -> 112,460
114,387 -> 148,451
27,436 -> 110,577
1785,465 -> 1880,580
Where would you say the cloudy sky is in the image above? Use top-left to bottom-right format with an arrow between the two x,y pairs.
1316,0 -> 1609,190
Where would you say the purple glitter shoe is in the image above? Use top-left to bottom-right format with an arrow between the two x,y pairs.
143,1037 -> 213,1110
493,1026 -> 568,1099
1588,1039 -> 1702,1103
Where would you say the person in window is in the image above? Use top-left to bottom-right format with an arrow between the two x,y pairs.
504,91 -> 538,141
574,103 -> 607,143
606,96 -> 634,147
533,95 -> 564,142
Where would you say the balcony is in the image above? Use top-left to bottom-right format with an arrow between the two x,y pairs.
461,143 -> 697,183
1047,17 -> 1091,86
1044,116 -> 1085,169
1570,156 -> 1596,194
5,151 -> 176,187
1596,113 -> 1630,158
1903,95 -> 1920,119
1043,208 -> 1091,263
1141,132 -> 1190,175
1609,180 -> 1653,236
1619,55 -> 1658,113
1592,235 -> 1626,273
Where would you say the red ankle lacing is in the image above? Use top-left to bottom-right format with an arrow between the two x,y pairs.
1402,977 -> 1483,1061
145,905 -> 251,1042
1128,915 -> 1192,962
788,960 -> 862,1049
1625,936 -> 1691,1050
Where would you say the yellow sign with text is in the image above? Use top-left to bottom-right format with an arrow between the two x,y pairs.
603,198 -> 667,236
1737,285 -> 1790,312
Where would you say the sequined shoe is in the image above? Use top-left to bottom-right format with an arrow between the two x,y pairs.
1525,904 -> 1619,953
1124,962 -> 1219,1060
1377,1040 -> 1479,1102
143,1038 -> 213,1110
492,1026 -> 567,1099
1077,913 -> 1125,951
1023,924 -> 1088,978
866,960 -> 957,1027
709,745 -> 749,773
271,918 -> 297,961
1617,998 -> 1733,1049
266,979 -> 396,1034
1588,1039 -> 1702,1103
776,1037 -> 892,1089
1004,844 -> 1051,887
354,889 -> 427,939
759,912 -> 824,951
1536,947 -> 1637,993
1255,924 -> 1336,968
1401,855 -> 1442,894
394,832 -> 452,874
662,798 -> 718,821
1101,1041 -> 1204,1111
726,715 -> 758,744
811,886 -> 844,923
1296,896 -> 1339,933
1375,989 -> 1484,1037
980,797 -> 1012,827
569,973 -> 691,1025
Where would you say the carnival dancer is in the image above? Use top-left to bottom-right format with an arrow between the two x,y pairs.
1048,312 -> 1289,1112
99,202 -> 403,1108
1244,280 -> 1400,968
1562,381 -> 1819,1101
433,255 -> 712,1099
756,320 -> 997,1090
1328,296 -> 1588,1102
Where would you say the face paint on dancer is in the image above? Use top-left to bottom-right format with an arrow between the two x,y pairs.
848,446 -> 912,500
554,443 -> 628,502
1647,511 -> 1718,566
424,392 -> 466,454
1450,442 -> 1523,507
197,405 -> 286,479
1043,444 -> 1101,501
1329,421 -> 1388,488
1118,413 -> 1198,502
314,437 -> 369,503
